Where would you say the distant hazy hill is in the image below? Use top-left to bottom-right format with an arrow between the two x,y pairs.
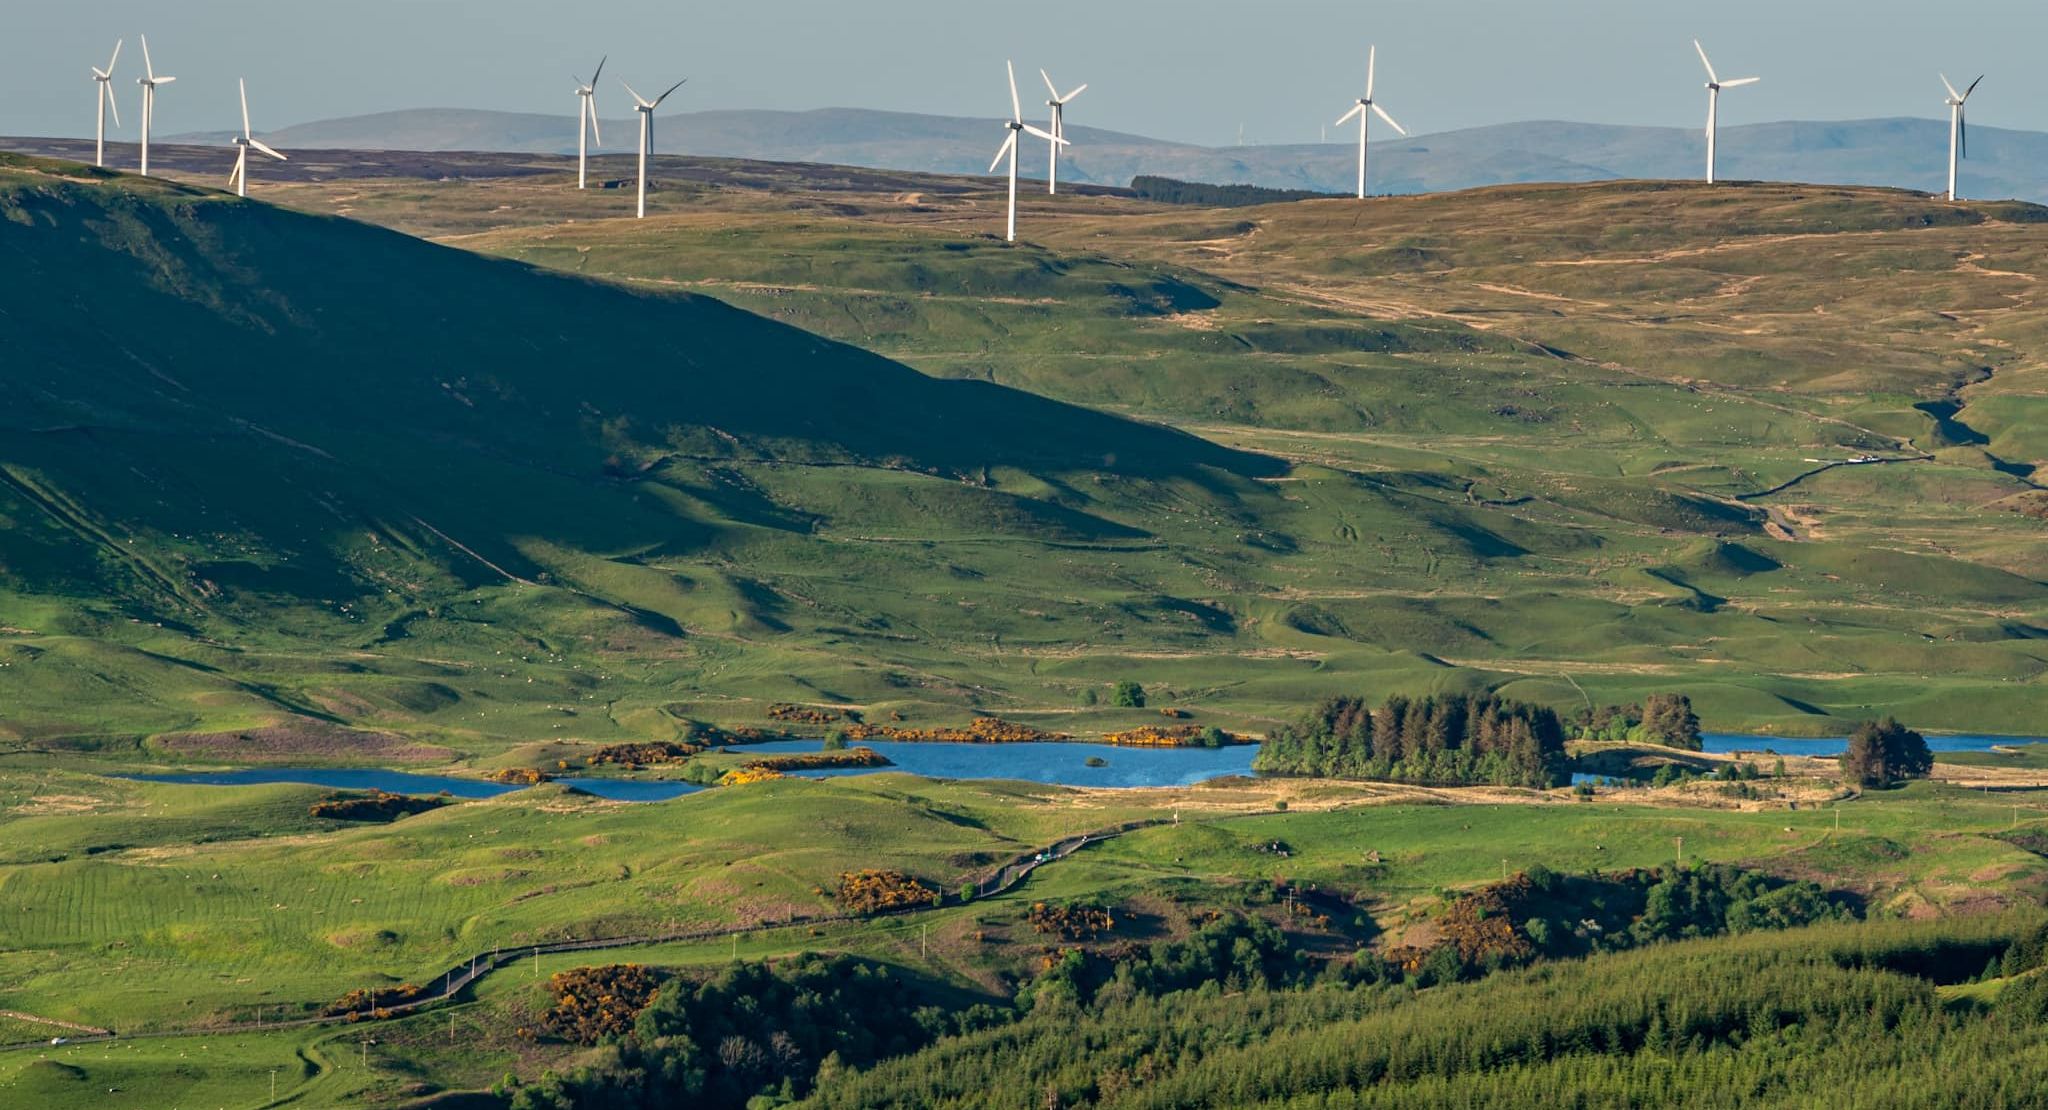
171,106 -> 2048,202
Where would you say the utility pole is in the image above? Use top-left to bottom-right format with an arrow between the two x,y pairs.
1501,858 -> 1509,881
920,923 -> 928,961
1674,836 -> 1684,867
271,1069 -> 278,1101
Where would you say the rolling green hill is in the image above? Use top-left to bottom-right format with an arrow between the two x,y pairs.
2,153 -> 2046,755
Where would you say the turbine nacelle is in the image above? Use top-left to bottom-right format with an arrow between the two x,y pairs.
1941,72 -> 1983,107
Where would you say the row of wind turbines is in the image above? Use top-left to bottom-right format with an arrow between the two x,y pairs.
562,53 -> 1087,236
982,40 -> 1987,242
89,36 -> 283,196
1330,40 -> 1984,204
86,34 -> 1991,241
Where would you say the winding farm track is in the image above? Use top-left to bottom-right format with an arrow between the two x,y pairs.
0,817 -> 1169,1053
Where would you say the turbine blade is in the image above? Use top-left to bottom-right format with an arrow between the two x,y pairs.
1960,110 -> 1967,160
1336,104 -> 1364,126
620,79 -> 649,108
1367,44 -> 1377,100
251,138 -> 286,161
1062,83 -> 1087,103
989,130 -> 1017,174
1940,73 -> 1961,101
107,88 -> 121,128
1965,74 -> 1983,100
107,38 -> 123,76
653,78 -> 688,106
1694,39 -> 1717,84
155,75 -> 175,84
1721,76 -> 1759,88
1023,123 -> 1066,145
1008,60 -> 1022,122
1042,68 -> 1059,99
227,150 -> 242,188
1371,102 -> 1407,136
589,104 -> 602,146
240,78 -> 250,139
592,55 -> 606,87
142,34 -> 154,81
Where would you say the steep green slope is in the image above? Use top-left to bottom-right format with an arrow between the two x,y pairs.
0,156 -> 1542,748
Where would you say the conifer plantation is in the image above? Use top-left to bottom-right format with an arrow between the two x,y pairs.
1254,694 -> 1568,787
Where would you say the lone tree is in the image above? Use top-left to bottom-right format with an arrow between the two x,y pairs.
1839,717 -> 1933,788
1112,680 -> 1147,709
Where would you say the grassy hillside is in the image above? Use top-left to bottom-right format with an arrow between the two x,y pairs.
3,762 -> 2046,1104
0,155 -> 2044,752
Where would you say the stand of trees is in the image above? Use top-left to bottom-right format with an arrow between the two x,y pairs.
1568,693 -> 1703,750
506,954 -> 992,1110
495,861 -> 1910,1110
1255,693 -> 1567,788
1127,175 -> 1343,206
1840,717 -> 1933,788
807,916 -> 2048,1109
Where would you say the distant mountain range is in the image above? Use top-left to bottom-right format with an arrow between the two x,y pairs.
165,106 -> 2048,202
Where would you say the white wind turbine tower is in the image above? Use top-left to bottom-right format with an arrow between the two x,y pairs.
227,80 -> 287,198
136,35 -> 175,177
1334,46 -> 1406,200
90,40 -> 122,168
988,61 -> 1065,241
621,76 -> 686,218
1941,73 -> 1983,202
1039,69 -> 1086,195
1694,39 -> 1758,185
573,56 -> 605,190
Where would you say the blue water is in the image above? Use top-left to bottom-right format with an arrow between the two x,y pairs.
736,738 -> 1260,788
124,768 -> 702,802
1702,732 -> 2033,758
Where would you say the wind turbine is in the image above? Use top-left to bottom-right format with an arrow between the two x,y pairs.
1334,45 -> 1406,200
621,76 -> 685,218
1039,69 -> 1086,195
135,35 -> 174,177
988,61 -> 1065,241
1694,39 -> 1758,185
1941,73 -> 1983,202
90,40 -> 122,168
573,56 -> 605,190
227,80 -> 286,198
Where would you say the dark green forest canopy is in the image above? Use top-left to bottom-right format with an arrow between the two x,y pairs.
1255,693 -> 1568,787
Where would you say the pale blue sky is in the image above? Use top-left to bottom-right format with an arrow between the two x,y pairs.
6,1 -> 2043,144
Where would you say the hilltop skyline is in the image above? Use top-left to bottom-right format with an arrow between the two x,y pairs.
5,0 -> 2047,148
